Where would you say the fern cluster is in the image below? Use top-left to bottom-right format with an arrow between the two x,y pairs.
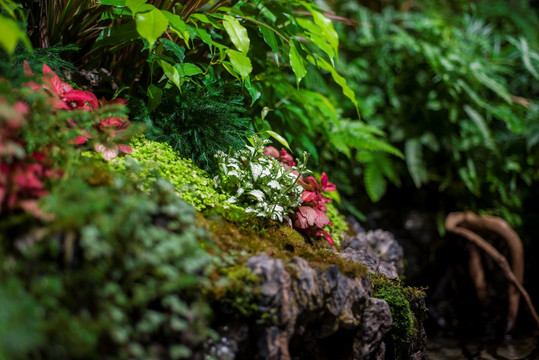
136,80 -> 252,173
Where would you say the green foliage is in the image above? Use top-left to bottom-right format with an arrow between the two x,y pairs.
323,202 -> 348,248
0,0 -> 31,55
1,176 -> 216,359
136,79 -> 252,172
328,3 -> 539,224
214,137 -> 305,224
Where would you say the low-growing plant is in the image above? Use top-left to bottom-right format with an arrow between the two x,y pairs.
215,137 -> 306,225
102,134 -> 245,217
1,176 -> 217,360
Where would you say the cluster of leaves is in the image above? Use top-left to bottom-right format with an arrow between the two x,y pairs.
214,137 -> 305,224
1,176 -> 216,360
135,79 -> 251,172
25,62 -> 133,160
327,2 -> 539,226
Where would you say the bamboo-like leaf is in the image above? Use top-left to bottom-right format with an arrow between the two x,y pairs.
289,44 -> 307,86
259,25 -> 279,66
265,130 -> 292,152
223,15 -> 250,54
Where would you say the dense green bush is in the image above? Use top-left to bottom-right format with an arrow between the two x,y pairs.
326,2 -> 539,226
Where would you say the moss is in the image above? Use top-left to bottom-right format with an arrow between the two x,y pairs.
371,275 -> 425,343
198,215 -> 368,279
324,202 -> 348,248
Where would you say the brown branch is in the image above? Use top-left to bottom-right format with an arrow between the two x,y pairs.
458,212 -> 524,332
468,245 -> 488,304
446,212 -> 539,331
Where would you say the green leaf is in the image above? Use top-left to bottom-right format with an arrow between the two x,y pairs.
245,77 -> 261,105
227,49 -> 252,78
312,56 -> 358,113
161,38 -> 185,62
98,0 -> 126,5
94,23 -> 138,49
463,105 -> 496,151
161,11 -> 189,45
265,130 -> 291,152
175,63 -> 202,77
289,44 -> 307,87
259,25 -> 279,66
135,8 -> 168,50
159,60 -> 181,91
405,138 -> 428,188
0,15 -> 31,54
125,0 -> 152,14
301,2 -> 338,59
364,162 -> 387,202
223,15 -> 250,54
147,84 -> 162,111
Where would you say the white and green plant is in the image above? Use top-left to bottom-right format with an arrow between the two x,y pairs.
214,137 -> 307,225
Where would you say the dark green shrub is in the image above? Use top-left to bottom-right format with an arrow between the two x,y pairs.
136,79 -> 251,173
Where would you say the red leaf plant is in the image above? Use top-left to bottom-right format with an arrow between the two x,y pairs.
24,62 -> 132,160
0,98 -> 60,218
264,146 -> 337,246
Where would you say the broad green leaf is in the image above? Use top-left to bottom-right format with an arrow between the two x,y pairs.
259,25 -> 279,66
147,84 -> 162,111
161,38 -> 185,62
289,44 -> 307,86
176,63 -> 202,76
223,15 -> 250,54
0,15 -> 31,54
265,130 -> 291,152
135,8 -> 168,50
125,0 -> 152,14
159,60 -> 181,91
227,49 -> 252,78
405,138 -> 428,188
161,11 -> 189,45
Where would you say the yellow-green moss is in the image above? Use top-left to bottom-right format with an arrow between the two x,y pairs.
371,275 -> 426,343
198,215 -> 368,279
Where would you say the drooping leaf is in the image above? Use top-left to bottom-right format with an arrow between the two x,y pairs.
161,38 -> 185,62
227,49 -> 252,78
147,84 -> 162,111
259,25 -> 280,65
265,130 -> 292,152
135,7 -> 168,50
289,44 -> 307,87
405,138 -> 428,188
159,60 -> 181,91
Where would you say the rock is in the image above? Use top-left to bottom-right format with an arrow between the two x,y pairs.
341,227 -> 404,279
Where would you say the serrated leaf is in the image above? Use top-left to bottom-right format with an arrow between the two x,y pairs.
223,15 -> 250,54
289,44 -> 307,87
135,7 -> 168,49
227,49 -> 252,78
265,130 -> 292,152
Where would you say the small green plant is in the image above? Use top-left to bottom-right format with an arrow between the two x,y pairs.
215,137 -> 305,224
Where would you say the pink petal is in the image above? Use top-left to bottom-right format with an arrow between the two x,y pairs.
315,229 -> 334,246
263,146 -> 280,159
84,91 -> 99,109
42,64 -> 64,96
299,206 -> 318,226
118,144 -> 132,154
94,143 -> 119,160
74,136 -> 88,145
